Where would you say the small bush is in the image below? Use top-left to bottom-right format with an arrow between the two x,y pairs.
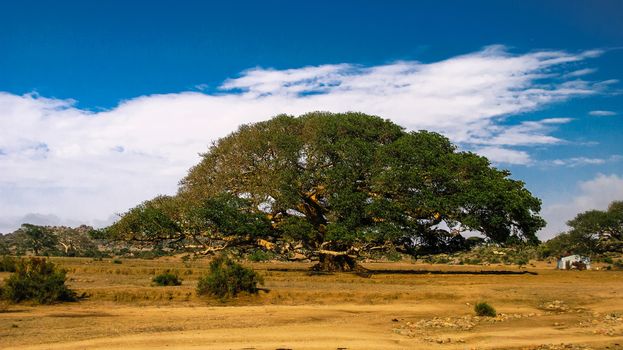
197,255 -> 264,299
112,258 -> 122,264
0,256 -> 18,272
2,258 -> 77,304
247,249 -> 275,262
152,272 -> 182,286
474,301 -> 497,317
385,250 -> 403,262
135,250 -> 167,260
467,258 -> 482,265
514,257 -> 529,266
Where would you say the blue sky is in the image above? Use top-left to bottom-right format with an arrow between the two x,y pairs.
0,0 -> 622,237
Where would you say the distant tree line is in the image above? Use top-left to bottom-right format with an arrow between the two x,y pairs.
0,224 -> 103,257
541,200 -> 623,257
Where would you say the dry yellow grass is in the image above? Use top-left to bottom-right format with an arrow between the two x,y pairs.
1,257 -> 622,349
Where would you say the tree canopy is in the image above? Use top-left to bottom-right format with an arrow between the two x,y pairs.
0,224 -> 101,257
544,200 -> 623,256
106,112 -> 545,268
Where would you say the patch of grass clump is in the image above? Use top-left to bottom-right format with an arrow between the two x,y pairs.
197,255 -> 264,299
385,250 -> 403,262
0,256 -> 18,272
474,301 -> 497,317
1,258 -> 77,304
112,258 -> 122,264
152,271 -> 182,286
247,249 -> 275,262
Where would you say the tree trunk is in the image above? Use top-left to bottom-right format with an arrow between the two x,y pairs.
313,252 -> 358,272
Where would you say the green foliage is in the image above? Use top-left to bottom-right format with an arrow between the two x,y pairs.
474,301 -> 497,317
106,193 -> 271,252
568,201 -> 623,241
112,258 -> 122,264
53,225 -> 100,257
152,272 -> 182,286
542,200 -> 623,257
540,232 -> 586,257
277,216 -> 316,242
421,254 -> 451,264
2,258 -> 77,304
0,240 -> 9,255
18,224 -> 58,256
196,255 -> 264,299
105,195 -> 183,242
175,112 -> 544,254
133,249 -> 168,260
0,256 -> 18,272
247,249 -> 275,262
187,193 -> 272,239
385,250 -> 403,262
449,245 -> 537,265
1,224 -> 104,258
464,257 -> 482,265
514,256 -> 529,266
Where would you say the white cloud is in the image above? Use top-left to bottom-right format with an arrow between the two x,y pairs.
563,68 -> 597,78
0,46 -> 611,232
475,147 -> 532,165
549,155 -> 622,168
472,118 -> 572,147
541,174 -> 623,239
589,110 -> 617,116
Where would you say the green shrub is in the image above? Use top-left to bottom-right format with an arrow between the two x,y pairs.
152,272 -> 182,286
614,259 -> 623,269
474,301 -> 497,317
135,249 -> 167,260
197,255 -> 264,299
385,250 -> 403,262
0,256 -> 18,272
112,258 -> 122,264
2,258 -> 77,304
467,258 -> 482,265
247,249 -> 275,262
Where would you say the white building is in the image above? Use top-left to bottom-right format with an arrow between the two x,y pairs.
557,255 -> 591,270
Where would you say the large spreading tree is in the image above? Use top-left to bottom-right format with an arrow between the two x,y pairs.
107,112 -> 545,270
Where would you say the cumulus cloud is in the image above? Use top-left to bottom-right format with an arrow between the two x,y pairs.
589,110 -> 617,116
0,46 -> 611,233
541,174 -> 623,239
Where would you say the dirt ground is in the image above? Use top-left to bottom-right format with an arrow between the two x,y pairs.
1,257 -> 623,349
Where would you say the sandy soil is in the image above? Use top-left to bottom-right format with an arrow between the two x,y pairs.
1,258 -> 623,349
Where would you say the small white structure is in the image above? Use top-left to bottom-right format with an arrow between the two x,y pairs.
557,255 -> 591,270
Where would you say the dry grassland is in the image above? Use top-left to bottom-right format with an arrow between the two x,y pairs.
1,257 -> 623,349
